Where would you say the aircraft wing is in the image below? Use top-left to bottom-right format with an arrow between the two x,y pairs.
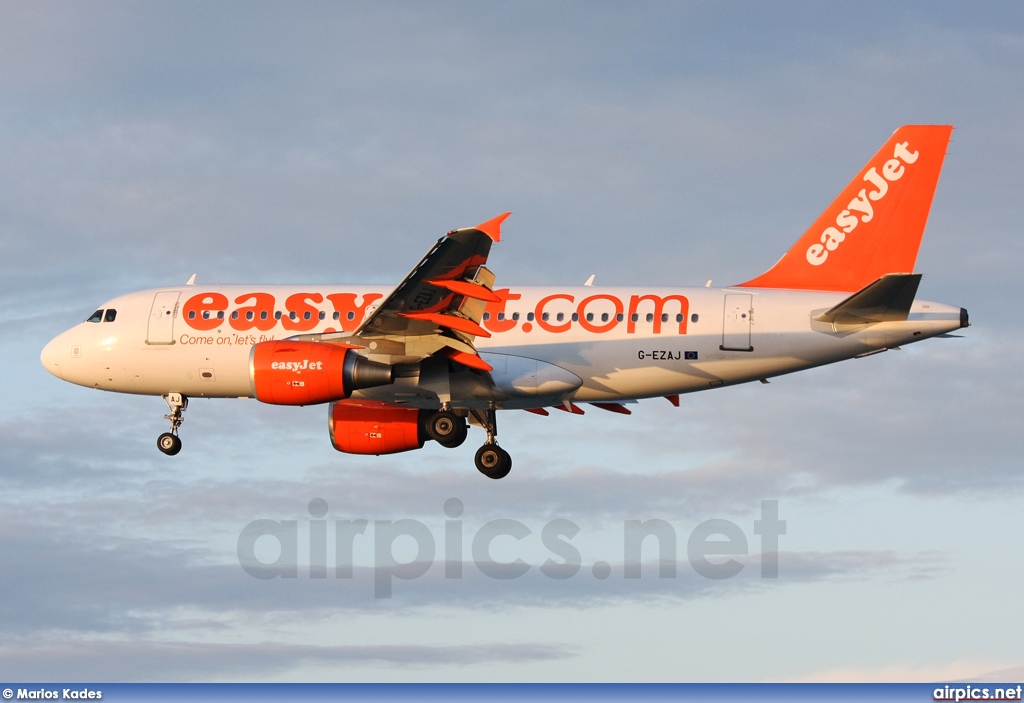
299,213 -> 510,370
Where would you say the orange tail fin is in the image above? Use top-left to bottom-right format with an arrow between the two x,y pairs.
737,125 -> 953,292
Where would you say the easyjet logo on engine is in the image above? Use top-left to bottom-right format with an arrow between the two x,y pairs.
270,360 -> 324,372
806,141 -> 919,266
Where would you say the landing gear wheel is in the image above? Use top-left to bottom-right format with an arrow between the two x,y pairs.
438,419 -> 468,449
157,432 -> 182,456
475,444 -> 512,479
426,410 -> 463,444
159,393 -> 188,456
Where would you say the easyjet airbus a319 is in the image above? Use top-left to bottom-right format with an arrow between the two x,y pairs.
41,125 -> 967,479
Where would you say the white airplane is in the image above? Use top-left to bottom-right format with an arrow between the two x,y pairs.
41,125 -> 967,479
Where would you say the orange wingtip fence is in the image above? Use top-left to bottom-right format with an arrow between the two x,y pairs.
473,212 -> 511,242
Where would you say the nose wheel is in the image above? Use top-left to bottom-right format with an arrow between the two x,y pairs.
157,432 -> 182,456
158,393 -> 188,456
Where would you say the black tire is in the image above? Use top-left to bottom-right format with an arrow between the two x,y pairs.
438,419 -> 468,449
157,432 -> 182,456
475,444 -> 511,479
426,410 -> 461,443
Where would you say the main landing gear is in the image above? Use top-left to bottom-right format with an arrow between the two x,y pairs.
470,407 -> 511,480
423,409 -> 468,448
157,392 -> 187,456
424,406 -> 512,479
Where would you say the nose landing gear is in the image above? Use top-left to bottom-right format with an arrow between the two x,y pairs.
157,393 -> 187,456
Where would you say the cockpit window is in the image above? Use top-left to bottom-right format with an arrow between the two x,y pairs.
87,310 -> 104,323
104,309 -> 117,322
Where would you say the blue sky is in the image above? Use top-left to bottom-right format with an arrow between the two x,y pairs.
2,1 -> 1023,682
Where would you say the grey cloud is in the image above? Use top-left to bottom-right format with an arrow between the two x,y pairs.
1,2 -> 1021,304
970,664 -> 1024,683
0,640 -> 575,682
0,519 -> 944,640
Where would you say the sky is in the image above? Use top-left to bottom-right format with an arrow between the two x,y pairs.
2,0 -> 1024,683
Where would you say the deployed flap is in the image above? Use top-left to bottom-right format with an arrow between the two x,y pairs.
813,273 -> 921,325
301,213 -> 510,367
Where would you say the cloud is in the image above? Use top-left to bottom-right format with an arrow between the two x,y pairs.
0,640 -> 575,682
0,515 -> 945,636
794,660 -> 1020,684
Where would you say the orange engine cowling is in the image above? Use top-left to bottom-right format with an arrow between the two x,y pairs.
250,340 -> 394,406
329,402 -> 426,455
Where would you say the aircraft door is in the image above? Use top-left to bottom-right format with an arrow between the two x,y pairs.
147,291 -> 181,345
721,293 -> 753,352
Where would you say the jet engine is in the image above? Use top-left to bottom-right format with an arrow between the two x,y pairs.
328,402 -> 426,455
250,340 -> 393,405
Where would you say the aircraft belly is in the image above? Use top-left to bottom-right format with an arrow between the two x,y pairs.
497,331 -> 870,402
122,344 -> 253,397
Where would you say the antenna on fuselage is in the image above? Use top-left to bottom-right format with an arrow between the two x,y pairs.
186,274 -> 197,286
584,274 -> 595,286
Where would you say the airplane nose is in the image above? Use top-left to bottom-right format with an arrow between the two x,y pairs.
41,334 -> 65,380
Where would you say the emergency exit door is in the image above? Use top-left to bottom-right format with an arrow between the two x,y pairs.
721,293 -> 753,352
147,291 -> 180,345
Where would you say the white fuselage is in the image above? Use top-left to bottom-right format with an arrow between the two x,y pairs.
40,284 -> 964,409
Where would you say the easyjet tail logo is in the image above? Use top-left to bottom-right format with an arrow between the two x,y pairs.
806,141 -> 919,266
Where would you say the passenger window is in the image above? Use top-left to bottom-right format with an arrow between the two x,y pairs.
246,311 -> 255,321
661,313 -> 668,323
318,311 -> 326,320
260,311 -> 268,320
289,312 -> 297,320
347,311 -> 355,320
483,313 -> 491,321
231,311 -> 239,320
676,314 -> 684,323
691,313 -> 699,323
586,313 -> 594,322
497,312 -> 505,321
631,314 -> 639,322
104,309 -> 117,322
217,311 -> 224,320
571,313 -> 579,322
275,311 -> 282,320
555,313 -> 563,322
512,312 -> 520,321
332,312 -> 340,320
527,312 -> 535,322
303,311 -> 311,321
542,312 -> 550,322
87,310 -> 104,323
601,313 -> 609,322
616,313 -> 624,322
188,311 -> 196,320
646,313 -> 654,323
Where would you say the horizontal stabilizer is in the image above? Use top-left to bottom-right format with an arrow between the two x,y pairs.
813,273 -> 921,325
